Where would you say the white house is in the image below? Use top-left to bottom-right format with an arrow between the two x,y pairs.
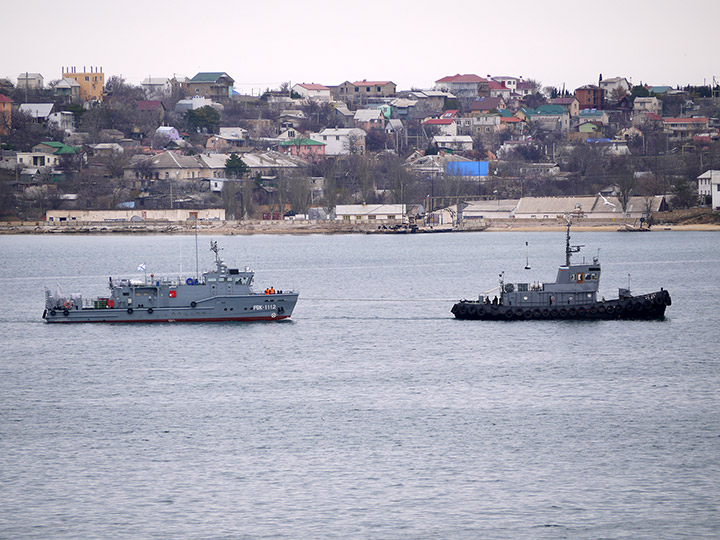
335,204 -> 406,222
17,72 -> 44,89
141,77 -> 171,98
292,83 -> 332,101
599,76 -> 631,97
18,103 -> 54,122
698,170 -> 720,208
155,126 -> 182,141
48,111 -> 75,132
310,128 -> 366,156
432,135 -> 473,152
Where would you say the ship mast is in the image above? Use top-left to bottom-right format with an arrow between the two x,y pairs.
565,218 -> 583,266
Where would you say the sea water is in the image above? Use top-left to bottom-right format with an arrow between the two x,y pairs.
1,231 -> 718,539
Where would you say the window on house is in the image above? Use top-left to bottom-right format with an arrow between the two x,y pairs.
85,76 -> 89,81
355,88 -> 359,92
366,87 -> 370,92
336,136 -> 339,141
165,172 -> 169,179
377,86 -> 381,92
323,136 -> 327,141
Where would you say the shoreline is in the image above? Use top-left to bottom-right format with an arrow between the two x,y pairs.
1,220 -> 719,235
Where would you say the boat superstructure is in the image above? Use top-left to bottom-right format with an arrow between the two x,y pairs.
43,241 -> 298,323
451,220 -> 671,320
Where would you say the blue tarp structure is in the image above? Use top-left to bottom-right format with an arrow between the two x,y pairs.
445,161 -> 489,177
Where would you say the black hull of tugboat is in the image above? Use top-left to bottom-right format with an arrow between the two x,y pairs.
452,290 -> 671,321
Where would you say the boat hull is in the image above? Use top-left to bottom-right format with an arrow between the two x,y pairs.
43,293 -> 298,323
451,290 -> 671,321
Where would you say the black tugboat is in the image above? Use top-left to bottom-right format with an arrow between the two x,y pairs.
451,220 -> 671,321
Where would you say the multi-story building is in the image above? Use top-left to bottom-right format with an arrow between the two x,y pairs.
61,66 -> 104,102
599,76 -> 630,97
663,117 -> 709,140
310,128 -> 366,156
332,80 -> 396,104
53,78 -> 81,103
633,97 -> 662,116
435,74 -> 488,99
187,72 -> 235,104
141,77 -> 171,99
697,170 -> 720,208
17,72 -> 44,89
575,85 -> 605,110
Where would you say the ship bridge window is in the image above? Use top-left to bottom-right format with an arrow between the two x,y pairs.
207,278 -> 216,283
590,273 -> 598,280
236,276 -> 251,285
517,283 -> 529,292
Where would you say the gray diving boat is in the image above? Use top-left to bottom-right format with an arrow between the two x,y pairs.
451,220 -> 671,321
43,241 -> 298,323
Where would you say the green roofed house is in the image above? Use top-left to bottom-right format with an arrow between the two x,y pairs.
17,141 -> 83,179
578,108 -> 609,125
32,141 -> 81,155
188,72 -> 235,103
278,138 -> 326,161
516,106 -> 570,132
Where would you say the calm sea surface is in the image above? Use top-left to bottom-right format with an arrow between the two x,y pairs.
1,231 -> 719,539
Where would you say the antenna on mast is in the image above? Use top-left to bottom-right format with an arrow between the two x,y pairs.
564,216 -> 583,266
524,241 -> 531,269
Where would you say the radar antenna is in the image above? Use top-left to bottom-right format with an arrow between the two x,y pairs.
210,240 -> 220,262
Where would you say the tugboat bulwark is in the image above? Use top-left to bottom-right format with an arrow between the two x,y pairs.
451,220 -> 671,321
43,241 -> 298,323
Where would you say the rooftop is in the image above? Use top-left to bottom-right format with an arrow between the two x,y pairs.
436,74 -> 487,84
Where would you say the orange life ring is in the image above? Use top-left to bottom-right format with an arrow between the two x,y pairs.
64,301 -> 72,309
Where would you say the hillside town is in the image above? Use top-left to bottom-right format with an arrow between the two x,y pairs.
1,67 -> 719,230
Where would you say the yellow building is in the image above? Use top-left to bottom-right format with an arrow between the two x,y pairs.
0,94 -> 12,135
61,66 -> 104,102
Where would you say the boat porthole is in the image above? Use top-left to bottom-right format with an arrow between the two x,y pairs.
191,301 -> 197,308
127,308 -> 133,314
63,309 -> 69,316
50,310 -> 56,316
148,308 -> 153,314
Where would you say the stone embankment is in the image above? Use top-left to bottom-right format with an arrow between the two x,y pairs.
1,210 -> 718,235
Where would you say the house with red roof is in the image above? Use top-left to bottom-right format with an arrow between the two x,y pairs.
292,83 -> 332,102
422,110 -> 458,136
488,81 -> 512,100
663,117 -> 709,140
435,74 -> 489,99
137,100 -> 166,123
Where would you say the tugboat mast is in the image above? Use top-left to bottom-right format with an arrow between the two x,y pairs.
565,218 -> 583,266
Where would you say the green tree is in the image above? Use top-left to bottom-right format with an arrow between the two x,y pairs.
185,106 -> 220,133
225,153 -> 249,178
630,85 -> 650,99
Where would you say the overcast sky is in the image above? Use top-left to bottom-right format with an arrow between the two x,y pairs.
4,0 -> 718,94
